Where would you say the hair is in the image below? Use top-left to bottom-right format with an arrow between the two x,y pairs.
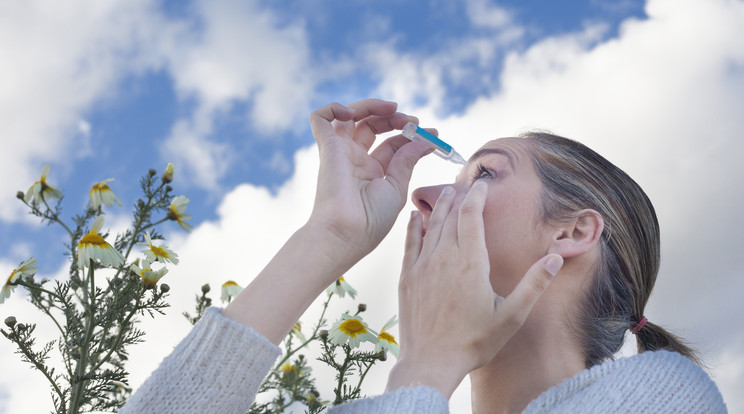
522,131 -> 701,368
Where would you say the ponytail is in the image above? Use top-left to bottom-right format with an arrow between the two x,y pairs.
633,318 -> 704,367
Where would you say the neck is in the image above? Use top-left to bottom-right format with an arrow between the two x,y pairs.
469,310 -> 585,413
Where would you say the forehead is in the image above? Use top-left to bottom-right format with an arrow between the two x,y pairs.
468,137 -> 533,166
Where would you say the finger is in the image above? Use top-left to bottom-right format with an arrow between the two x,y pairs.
501,254 -> 563,325
335,99 -> 398,137
309,102 -> 356,148
419,186 -> 456,254
371,127 -> 438,171
354,112 -> 418,151
401,210 -> 424,273
347,98 -> 398,122
457,181 -> 488,250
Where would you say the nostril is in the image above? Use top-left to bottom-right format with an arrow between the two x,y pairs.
417,199 -> 433,213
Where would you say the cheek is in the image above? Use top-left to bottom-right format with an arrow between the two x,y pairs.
481,191 -> 545,295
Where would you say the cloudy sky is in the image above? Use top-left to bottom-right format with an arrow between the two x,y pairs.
1,0 -> 743,412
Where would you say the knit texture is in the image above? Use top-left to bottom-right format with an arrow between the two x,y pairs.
524,349 -> 727,413
120,308 -> 281,414
121,308 -> 726,413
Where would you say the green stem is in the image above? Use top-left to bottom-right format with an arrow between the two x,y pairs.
3,328 -> 67,411
16,280 -> 62,301
68,263 -> 96,414
273,293 -> 333,370
89,287 -> 143,373
40,196 -> 74,238
112,182 -> 166,281
354,359 -> 376,397
334,346 -> 353,405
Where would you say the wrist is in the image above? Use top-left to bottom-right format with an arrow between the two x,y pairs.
386,355 -> 467,399
299,219 -> 368,270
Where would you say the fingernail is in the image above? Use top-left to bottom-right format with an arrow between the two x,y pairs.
440,186 -> 454,198
545,255 -> 563,277
411,210 -> 419,219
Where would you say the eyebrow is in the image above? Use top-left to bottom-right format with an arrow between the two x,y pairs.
468,147 -> 517,170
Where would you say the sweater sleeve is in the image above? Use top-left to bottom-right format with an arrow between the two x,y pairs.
328,385 -> 449,414
119,307 -> 282,414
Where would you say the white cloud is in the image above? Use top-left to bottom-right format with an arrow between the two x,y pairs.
465,0 -> 512,29
0,0 -> 166,223
2,0 -> 743,412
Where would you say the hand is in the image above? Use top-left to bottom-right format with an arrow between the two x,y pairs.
307,99 -> 433,264
387,181 -> 564,398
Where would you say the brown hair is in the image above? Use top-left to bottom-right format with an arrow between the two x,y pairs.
522,131 -> 701,368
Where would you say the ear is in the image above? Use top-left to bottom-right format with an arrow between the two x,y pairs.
547,209 -> 604,258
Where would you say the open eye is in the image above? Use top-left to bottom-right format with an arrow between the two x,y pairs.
473,164 -> 495,181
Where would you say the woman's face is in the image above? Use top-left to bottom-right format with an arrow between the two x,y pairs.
411,138 -> 554,295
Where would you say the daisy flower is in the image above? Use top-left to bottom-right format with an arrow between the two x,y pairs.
325,276 -> 357,299
374,315 -> 399,357
167,195 -> 193,231
328,314 -> 378,349
139,231 -> 179,264
221,280 -> 243,303
24,164 -> 63,205
292,321 -> 307,343
130,259 -> 168,289
1,257 -> 38,305
77,215 -> 125,270
89,178 -> 122,210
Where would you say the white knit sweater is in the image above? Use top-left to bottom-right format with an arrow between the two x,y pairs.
120,308 -> 727,413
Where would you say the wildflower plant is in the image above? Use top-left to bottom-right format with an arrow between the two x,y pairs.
1,163 -> 191,414
188,277 -> 399,414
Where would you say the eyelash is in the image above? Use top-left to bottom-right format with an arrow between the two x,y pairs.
473,164 -> 495,181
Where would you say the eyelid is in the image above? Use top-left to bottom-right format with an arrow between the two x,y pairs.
472,163 -> 496,181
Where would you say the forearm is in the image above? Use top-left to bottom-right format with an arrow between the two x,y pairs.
222,222 -> 360,344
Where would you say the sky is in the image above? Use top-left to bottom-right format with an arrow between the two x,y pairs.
1,0 -> 743,412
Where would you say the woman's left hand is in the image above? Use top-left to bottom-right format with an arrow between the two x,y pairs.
387,181 -> 564,398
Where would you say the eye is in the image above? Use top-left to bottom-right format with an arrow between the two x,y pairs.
472,164 -> 495,181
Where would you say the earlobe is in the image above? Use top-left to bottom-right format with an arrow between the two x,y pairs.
548,210 -> 604,258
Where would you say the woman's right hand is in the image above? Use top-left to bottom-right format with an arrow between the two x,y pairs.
306,99 -> 433,266
387,181 -> 564,398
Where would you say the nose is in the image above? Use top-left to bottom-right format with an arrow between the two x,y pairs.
411,184 -> 457,227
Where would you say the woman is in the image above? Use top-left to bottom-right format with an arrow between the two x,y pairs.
121,99 -> 726,413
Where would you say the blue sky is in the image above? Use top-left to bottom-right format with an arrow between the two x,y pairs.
1,0 -> 743,412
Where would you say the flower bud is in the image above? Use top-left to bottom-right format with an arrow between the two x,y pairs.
378,351 -> 387,361
161,163 -> 174,183
357,303 -> 367,313
160,283 -> 170,293
16,323 -> 26,332
201,284 -> 211,294
4,316 -> 16,328
16,191 -> 24,200
165,185 -> 173,193
148,168 -> 157,177
319,329 -> 329,340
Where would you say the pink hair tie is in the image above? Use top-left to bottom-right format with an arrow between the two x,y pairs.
631,316 -> 648,334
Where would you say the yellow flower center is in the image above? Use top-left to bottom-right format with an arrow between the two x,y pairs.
167,206 -> 180,220
223,281 -> 239,287
150,245 -> 168,258
280,363 -> 296,374
79,233 -> 107,246
91,183 -> 111,191
339,319 -> 367,337
378,332 -> 397,344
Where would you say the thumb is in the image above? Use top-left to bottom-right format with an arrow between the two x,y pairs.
502,254 -> 563,323
383,140 -> 433,197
